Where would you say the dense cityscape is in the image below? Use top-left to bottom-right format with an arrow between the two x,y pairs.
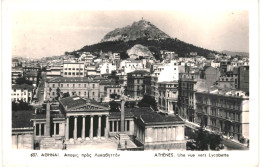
11,19 -> 249,151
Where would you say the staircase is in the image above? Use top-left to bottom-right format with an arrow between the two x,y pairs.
114,133 -> 138,150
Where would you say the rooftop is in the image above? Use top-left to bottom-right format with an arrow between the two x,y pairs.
126,107 -> 184,125
47,77 -> 99,83
59,96 -> 109,110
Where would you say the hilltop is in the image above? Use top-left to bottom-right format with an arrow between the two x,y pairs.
101,19 -> 170,42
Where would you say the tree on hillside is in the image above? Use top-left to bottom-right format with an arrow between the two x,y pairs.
138,95 -> 158,111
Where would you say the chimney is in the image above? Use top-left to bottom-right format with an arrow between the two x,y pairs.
121,99 -> 125,132
45,101 -> 51,136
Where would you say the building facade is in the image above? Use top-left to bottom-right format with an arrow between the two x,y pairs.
127,70 -> 150,99
44,77 -> 100,101
195,90 -> 249,142
63,62 -> 85,77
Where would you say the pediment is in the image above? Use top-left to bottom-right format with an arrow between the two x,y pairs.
69,103 -> 109,111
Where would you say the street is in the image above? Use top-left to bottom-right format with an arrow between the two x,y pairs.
36,72 -> 46,104
222,138 -> 248,150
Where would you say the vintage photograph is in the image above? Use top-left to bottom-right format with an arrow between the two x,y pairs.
11,10 -> 250,151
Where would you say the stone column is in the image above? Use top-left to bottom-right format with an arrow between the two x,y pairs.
34,123 -> 36,136
105,115 -> 109,138
74,116 -> 78,140
112,121 -> 114,132
39,123 -> 42,136
116,121 -> 119,132
66,117 -> 69,140
54,123 -> 56,137
98,115 -> 101,138
82,116 -> 85,139
90,116 -> 93,139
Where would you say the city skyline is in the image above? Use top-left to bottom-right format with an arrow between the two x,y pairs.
12,10 -> 249,58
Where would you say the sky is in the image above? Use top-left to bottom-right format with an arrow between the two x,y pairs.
11,10 -> 249,58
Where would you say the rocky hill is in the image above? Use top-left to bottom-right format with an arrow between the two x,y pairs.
127,44 -> 153,58
101,19 -> 170,42
72,19 -> 220,60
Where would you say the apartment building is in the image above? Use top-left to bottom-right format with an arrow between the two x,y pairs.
63,62 -> 85,77
127,70 -> 150,99
195,89 -> 249,142
11,84 -> 34,103
45,77 -> 100,101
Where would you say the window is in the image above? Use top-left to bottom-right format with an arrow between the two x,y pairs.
72,68 -> 75,70
24,91 -> 26,95
56,123 -> 59,135
80,72 -> 83,75
76,72 -> 79,75
110,122 -> 113,132
36,124 -> 39,136
72,72 -> 75,75
84,92 -> 86,96
73,84 -> 75,88
68,72 -> 71,75
67,84 -> 69,87
127,120 -> 130,131
78,84 -> 81,87
93,84 -> 95,88
79,92 -> 81,96
61,84 -> 63,87
65,68 -> 67,70
93,92 -> 95,96
52,92 -> 55,96
84,84 -> 86,88
14,89 -> 16,92
69,68 -> 71,70
64,72 -> 67,75
76,68 -> 79,70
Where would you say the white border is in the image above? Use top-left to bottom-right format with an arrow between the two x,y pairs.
1,0 -> 259,167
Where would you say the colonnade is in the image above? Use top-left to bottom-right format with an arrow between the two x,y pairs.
65,115 -> 109,140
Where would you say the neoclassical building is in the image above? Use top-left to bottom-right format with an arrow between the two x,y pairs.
28,96 -> 186,150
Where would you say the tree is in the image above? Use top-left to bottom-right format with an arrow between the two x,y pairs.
56,87 -> 61,100
187,126 -> 223,151
62,92 -> 70,98
109,100 -> 120,112
138,95 -> 158,111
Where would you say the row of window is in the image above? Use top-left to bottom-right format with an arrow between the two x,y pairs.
64,72 -> 83,75
64,68 -> 83,70
52,83 -> 97,88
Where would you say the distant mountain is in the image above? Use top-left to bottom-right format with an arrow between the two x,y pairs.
101,19 -> 170,42
221,50 -> 249,57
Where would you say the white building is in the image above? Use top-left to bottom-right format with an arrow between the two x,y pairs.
120,59 -> 144,74
63,62 -> 85,77
99,62 -> 117,74
12,84 -> 34,103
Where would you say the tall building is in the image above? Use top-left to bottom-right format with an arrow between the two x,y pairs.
63,62 -> 85,77
195,88 -> 249,142
238,66 -> 249,93
127,70 -> 150,99
44,77 -> 100,101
